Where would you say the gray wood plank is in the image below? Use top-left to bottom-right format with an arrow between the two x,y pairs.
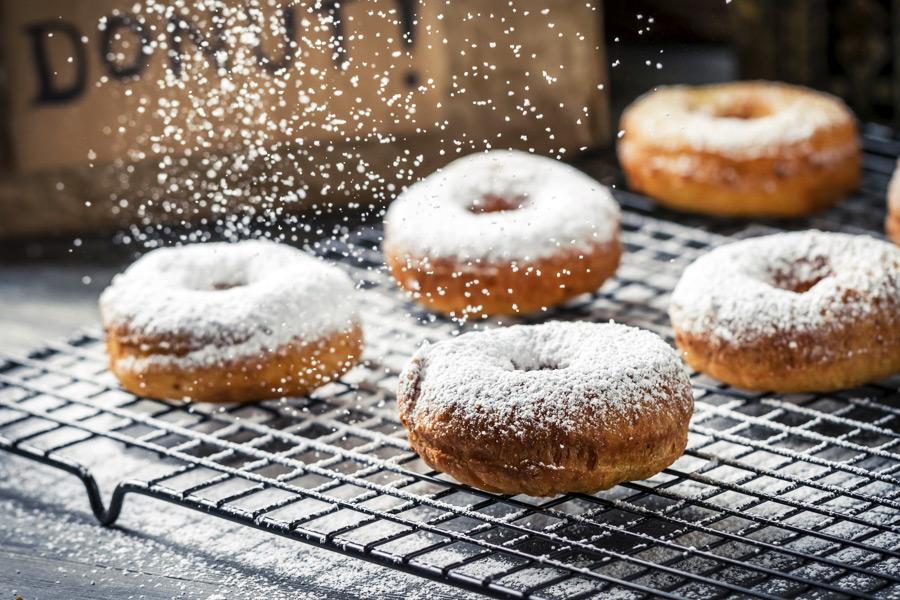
0,454 -> 477,600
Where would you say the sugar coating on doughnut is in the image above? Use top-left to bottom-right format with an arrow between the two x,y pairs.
384,150 -> 620,261
100,240 -> 360,368
670,231 -> 900,351
624,83 -> 857,160
400,321 -> 691,439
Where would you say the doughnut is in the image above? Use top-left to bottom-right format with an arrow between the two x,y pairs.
618,81 -> 860,217
397,321 -> 693,496
383,150 -> 622,318
670,231 -> 900,393
886,160 -> 900,245
100,240 -> 363,403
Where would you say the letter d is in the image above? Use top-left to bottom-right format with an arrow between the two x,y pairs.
25,21 -> 87,105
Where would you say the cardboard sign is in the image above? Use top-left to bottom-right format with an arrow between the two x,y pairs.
0,0 -> 609,239
3,0 -> 447,171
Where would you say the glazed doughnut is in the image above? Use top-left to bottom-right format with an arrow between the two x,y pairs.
886,160 -> 900,245
618,81 -> 860,217
670,231 -> 900,393
397,321 -> 693,497
100,240 -> 363,403
383,150 -> 622,318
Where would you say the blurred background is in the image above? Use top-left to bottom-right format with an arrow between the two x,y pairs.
608,0 -> 897,124
2,0 -> 896,349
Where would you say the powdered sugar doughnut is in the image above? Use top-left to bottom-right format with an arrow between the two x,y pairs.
619,81 -> 860,217
383,150 -> 622,317
100,240 -> 363,403
398,321 -> 693,496
670,231 -> 900,392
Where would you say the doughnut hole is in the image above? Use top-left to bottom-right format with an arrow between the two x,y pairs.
768,256 -> 831,294
468,194 -> 526,214
783,277 -> 828,294
713,100 -> 774,120
689,97 -> 774,120
510,358 -> 560,372
185,276 -> 249,291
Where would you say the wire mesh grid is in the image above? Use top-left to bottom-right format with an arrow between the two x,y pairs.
4,131 -> 900,599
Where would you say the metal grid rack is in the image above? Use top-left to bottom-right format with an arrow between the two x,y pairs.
4,137 -> 900,599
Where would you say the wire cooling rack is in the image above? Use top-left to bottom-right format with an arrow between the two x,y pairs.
3,128 -> 900,599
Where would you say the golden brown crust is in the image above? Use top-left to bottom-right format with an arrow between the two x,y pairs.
673,317 -> 900,393
887,165 -> 900,245
619,142 -> 860,217
106,323 -> 364,403
618,83 -> 861,217
384,238 -> 622,317
398,360 -> 693,497
888,212 -> 900,247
